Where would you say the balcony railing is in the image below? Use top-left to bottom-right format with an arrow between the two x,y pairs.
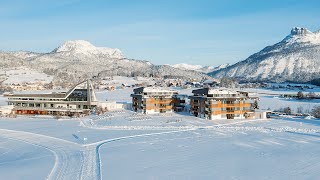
206,103 -> 251,108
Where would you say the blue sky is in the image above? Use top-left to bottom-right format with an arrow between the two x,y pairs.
0,0 -> 320,66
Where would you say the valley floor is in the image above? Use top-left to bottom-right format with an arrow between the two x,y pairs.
0,88 -> 320,179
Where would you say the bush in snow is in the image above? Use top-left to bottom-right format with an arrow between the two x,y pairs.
283,107 -> 292,115
297,91 -> 304,99
311,106 -> 320,118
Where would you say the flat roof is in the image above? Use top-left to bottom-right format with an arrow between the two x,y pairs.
5,93 -> 66,99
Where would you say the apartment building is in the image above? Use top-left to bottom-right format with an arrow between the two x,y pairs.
189,88 -> 258,120
131,87 -> 185,114
5,80 -> 98,116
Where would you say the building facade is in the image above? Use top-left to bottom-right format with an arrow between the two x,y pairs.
189,88 -> 258,120
131,87 -> 185,114
5,80 -> 98,116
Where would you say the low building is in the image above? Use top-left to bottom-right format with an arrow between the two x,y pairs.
98,101 -> 132,111
131,87 -> 184,114
4,80 -> 98,116
0,105 -> 14,116
189,88 -> 258,120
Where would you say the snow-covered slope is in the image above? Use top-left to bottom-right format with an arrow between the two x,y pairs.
171,63 -> 203,71
209,27 -> 320,82
51,40 -> 124,59
0,40 -> 211,86
0,52 -> 25,68
172,63 -> 230,73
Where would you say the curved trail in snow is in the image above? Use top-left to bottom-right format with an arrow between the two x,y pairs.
2,118 -> 313,180
0,128 -> 98,180
83,119 -> 271,180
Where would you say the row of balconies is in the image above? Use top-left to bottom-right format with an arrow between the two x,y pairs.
205,103 -> 252,108
137,105 -> 173,109
204,110 -> 252,115
144,101 -> 173,104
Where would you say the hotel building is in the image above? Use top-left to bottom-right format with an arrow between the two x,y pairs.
131,87 -> 186,114
189,88 -> 258,120
5,80 -> 98,116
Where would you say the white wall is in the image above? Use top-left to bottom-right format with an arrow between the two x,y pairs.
98,102 -> 132,111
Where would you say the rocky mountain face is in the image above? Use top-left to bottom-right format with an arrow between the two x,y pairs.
0,40 -> 211,87
209,27 -> 320,83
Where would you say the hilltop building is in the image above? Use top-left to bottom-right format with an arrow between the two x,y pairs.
189,88 -> 260,120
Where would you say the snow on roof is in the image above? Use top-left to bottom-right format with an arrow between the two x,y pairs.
208,89 -> 238,95
143,87 -> 178,93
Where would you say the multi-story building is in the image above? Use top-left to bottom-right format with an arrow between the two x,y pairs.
4,80 -> 98,116
189,88 -> 258,120
131,87 -> 186,114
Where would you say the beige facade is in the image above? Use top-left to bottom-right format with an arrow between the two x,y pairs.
189,88 -> 258,120
131,87 -> 186,114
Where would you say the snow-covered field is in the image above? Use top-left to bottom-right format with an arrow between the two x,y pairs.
0,67 -> 53,84
0,87 -> 320,179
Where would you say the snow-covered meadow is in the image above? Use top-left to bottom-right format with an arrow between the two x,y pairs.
0,87 -> 320,179
0,67 -> 53,84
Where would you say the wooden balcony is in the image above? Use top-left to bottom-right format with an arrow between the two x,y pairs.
207,103 -> 252,108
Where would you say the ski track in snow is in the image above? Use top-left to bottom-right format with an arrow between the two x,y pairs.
82,119 -> 298,180
1,118 -> 319,180
0,128 -> 98,180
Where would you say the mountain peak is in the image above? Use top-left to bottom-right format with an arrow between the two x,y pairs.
52,40 -> 124,59
54,40 -> 95,52
290,27 -> 313,36
209,27 -> 320,83
283,27 -> 320,44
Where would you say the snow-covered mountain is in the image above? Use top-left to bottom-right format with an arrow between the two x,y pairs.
0,40 -> 211,86
51,40 -> 124,59
171,63 -> 203,71
209,27 -> 320,83
171,63 -> 230,73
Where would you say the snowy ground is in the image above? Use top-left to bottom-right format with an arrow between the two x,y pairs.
0,67 -> 53,84
0,87 -> 320,179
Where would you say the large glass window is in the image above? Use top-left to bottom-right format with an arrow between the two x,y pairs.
66,89 -> 88,101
